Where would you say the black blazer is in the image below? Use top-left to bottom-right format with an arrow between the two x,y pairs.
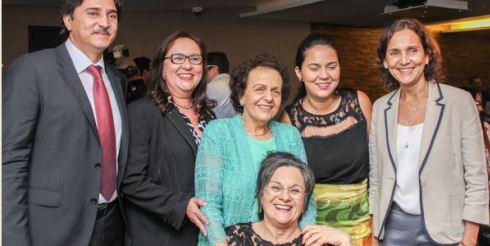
2,44 -> 129,246
122,97 -> 201,246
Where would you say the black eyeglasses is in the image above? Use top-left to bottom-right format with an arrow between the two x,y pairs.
164,53 -> 203,65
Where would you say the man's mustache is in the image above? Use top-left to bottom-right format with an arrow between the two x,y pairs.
91,26 -> 113,35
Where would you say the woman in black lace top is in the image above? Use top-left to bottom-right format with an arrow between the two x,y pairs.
281,34 -> 373,245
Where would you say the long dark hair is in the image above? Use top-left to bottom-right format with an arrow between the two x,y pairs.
150,31 -> 214,117
377,18 -> 442,90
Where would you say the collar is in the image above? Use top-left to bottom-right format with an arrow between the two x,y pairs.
65,39 -> 105,74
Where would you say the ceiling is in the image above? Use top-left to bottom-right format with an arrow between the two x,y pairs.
3,0 -> 490,27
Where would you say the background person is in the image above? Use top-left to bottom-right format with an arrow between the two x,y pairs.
2,0 -> 128,245
134,56 -> 153,90
369,18 -> 489,245
121,31 -> 215,246
205,51 -> 237,118
195,53 -> 316,246
226,152 -> 352,246
115,57 -> 146,103
281,34 -> 372,245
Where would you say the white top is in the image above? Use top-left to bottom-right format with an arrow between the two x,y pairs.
394,123 -> 424,215
206,73 -> 237,119
65,39 -> 122,203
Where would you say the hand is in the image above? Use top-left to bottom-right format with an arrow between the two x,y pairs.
459,221 -> 479,246
371,235 -> 380,246
214,242 -> 227,246
186,197 -> 208,236
302,225 -> 352,246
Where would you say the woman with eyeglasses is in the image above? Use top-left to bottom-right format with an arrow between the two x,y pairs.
225,152 -> 351,246
121,31 -> 215,246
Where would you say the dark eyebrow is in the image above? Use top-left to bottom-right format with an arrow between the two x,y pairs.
84,7 -> 118,14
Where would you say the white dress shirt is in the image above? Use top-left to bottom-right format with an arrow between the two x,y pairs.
65,39 -> 122,203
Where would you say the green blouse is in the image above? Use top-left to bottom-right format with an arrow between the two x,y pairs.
195,115 -> 316,245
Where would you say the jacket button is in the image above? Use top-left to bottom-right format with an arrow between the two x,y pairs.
90,198 -> 98,205
94,163 -> 101,169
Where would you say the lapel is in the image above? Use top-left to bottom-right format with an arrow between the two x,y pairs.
55,45 -> 99,138
167,109 -> 198,155
105,66 -> 129,184
384,89 -> 401,173
418,82 -> 445,172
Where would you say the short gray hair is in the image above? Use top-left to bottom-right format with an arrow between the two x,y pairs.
256,152 -> 315,219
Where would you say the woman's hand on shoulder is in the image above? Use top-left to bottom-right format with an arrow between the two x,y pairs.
186,197 -> 208,236
214,242 -> 227,246
302,225 -> 352,246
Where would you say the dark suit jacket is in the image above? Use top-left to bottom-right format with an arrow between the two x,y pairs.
122,97 -> 201,246
2,44 -> 129,246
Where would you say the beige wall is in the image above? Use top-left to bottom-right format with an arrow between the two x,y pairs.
2,5 -> 310,102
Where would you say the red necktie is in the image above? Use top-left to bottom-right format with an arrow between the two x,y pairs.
87,65 -> 116,200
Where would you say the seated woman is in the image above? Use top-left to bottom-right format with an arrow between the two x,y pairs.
195,54 -> 317,246
226,152 -> 351,246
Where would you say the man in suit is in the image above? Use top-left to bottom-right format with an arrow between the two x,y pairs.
2,0 -> 128,245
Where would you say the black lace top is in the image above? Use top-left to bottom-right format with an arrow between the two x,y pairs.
225,223 -> 303,246
285,88 -> 369,184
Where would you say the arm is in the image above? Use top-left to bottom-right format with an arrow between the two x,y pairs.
291,128 -> 317,227
2,56 -> 39,246
460,221 -> 479,246
357,90 -> 373,134
302,225 -> 352,246
459,93 -> 489,240
195,122 -> 227,244
121,103 -> 192,229
368,103 -> 380,240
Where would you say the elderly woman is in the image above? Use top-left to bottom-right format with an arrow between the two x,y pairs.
369,18 -> 489,245
121,31 -> 215,245
226,152 -> 351,246
195,54 -> 317,246
281,34 -> 372,245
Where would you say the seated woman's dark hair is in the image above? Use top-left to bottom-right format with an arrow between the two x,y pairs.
256,152 -> 315,219
230,53 -> 290,113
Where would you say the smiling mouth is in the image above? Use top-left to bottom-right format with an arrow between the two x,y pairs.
316,82 -> 331,90
274,204 -> 292,212
257,104 -> 273,110
397,67 -> 415,75
178,74 -> 194,80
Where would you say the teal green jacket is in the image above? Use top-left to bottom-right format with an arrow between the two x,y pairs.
195,115 -> 316,245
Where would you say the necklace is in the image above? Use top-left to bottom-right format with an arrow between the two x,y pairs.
174,100 -> 193,109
